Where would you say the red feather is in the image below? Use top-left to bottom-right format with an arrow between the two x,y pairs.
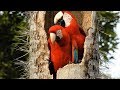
62,11 -> 86,61
48,25 -> 72,73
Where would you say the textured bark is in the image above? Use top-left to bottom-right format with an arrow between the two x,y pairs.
57,11 -> 100,79
57,64 -> 86,79
81,11 -> 93,35
84,12 -> 100,79
28,11 -> 52,79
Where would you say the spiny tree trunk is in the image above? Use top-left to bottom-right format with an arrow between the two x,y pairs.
27,11 -> 100,79
28,11 -> 52,79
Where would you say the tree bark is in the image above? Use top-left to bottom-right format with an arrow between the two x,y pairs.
28,11 -> 52,79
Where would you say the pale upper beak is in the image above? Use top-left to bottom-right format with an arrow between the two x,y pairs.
54,11 -> 63,24
50,33 -> 56,44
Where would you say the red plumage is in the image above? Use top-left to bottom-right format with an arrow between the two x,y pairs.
48,25 -> 72,76
62,11 -> 86,62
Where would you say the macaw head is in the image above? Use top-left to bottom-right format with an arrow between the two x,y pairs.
54,11 -> 76,27
48,25 -> 64,44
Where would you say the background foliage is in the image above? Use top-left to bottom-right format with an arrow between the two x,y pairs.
97,11 -> 120,63
0,11 -> 28,78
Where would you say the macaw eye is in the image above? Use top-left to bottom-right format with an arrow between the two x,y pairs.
56,30 -> 63,39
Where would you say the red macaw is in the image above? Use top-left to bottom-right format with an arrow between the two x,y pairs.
54,11 -> 86,63
48,25 -> 72,79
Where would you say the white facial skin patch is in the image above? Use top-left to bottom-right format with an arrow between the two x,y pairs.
63,12 -> 72,27
56,30 -> 63,39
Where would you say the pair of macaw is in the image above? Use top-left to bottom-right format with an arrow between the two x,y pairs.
48,11 -> 86,79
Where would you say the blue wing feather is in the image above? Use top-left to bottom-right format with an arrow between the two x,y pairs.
74,48 -> 78,63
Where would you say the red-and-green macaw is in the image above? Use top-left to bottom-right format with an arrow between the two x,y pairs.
48,25 -> 72,79
54,11 -> 86,63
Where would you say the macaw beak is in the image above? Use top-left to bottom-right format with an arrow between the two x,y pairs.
50,33 -> 56,44
54,11 -> 63,24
